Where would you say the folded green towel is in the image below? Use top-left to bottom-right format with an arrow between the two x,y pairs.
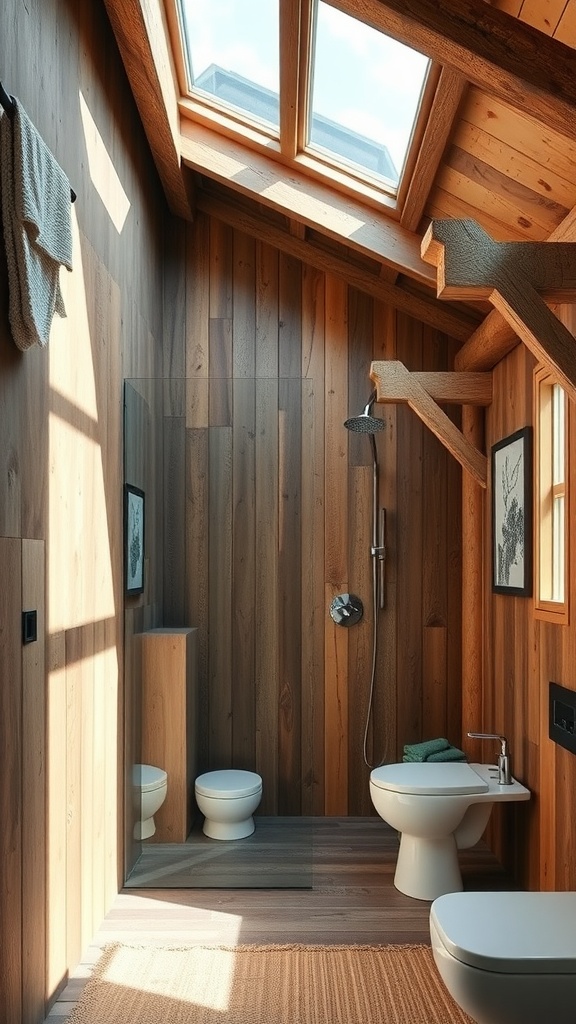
426,745 -> 467,762
403,737 -> 449,761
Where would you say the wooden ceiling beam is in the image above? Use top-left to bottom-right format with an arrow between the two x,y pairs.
197,191 -> 479,340
181,121 -> 437,286
422,218 -> 576,405
332,0 -> 576,145
370,360 -> 488,486
102,0 -> 194,220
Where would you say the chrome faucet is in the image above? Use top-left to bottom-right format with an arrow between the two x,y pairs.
467,732 -> 512,785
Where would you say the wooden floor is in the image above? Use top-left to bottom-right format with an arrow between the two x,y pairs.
44,817 -> 514,1021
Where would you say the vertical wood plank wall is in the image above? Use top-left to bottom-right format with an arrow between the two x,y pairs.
0,2 -> 166,1022
163,212 -> 464,817
484,316 -> 576,893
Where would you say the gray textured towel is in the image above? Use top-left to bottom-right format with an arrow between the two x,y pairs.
0,98 -> 72,350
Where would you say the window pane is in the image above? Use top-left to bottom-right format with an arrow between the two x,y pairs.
180,0 -> 279,130
553,383 -> 565,485
309,1 -> 429,188
553,495 -> 564,603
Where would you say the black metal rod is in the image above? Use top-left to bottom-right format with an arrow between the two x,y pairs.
0,82 -> 76,202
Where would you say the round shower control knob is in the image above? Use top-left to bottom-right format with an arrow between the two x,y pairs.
329,593 -> 364,627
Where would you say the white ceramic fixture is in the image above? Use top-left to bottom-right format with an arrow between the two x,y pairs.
132,763 -> 168,840
430,890 -> 576,1024
195,769 -> 262,840
369,762 -> 530,900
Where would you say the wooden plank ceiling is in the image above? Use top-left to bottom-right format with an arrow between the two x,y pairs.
104,0 -> 576,351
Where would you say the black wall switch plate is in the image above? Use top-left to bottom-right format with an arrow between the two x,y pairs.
549,681 -> 576,755
22,609 -> 37,645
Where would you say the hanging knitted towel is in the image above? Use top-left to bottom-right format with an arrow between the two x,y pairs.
0,98 -> 72,350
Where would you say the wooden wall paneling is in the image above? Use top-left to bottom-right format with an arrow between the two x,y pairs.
208,426 -> 233,764
21,347 -> 48,541
163,219 -> 187,384
0,539 -> 22,1023
255,242 -> 280,379
186,215 -> 210,429
421,325 -> 449,740
445,342 -> 463,746
233,231 -> 256,378
278,380 -> 303,812
232,377 -> 257,767
348,464 -> 373,813
185,428 -> 210,772
301,266 -> 326,814
461,406 -> 484,759
46,630 -> 67,1001
372,303 -> 398,769
0,351 -> 23,536
63,627 -> 85,973
395,314 -> 424,752
209,218 -> 234,428
140,628 -> 197,841
255,381 -> 280,813
123,612 -> 143,881
163,413 -> 186,625
279,253 -> 302,380
21,540 -> 45,1024
324,275 -> 349,813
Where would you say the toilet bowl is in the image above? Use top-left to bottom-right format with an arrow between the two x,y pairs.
369,762 -> 530,900
132,763 -> 168,840
430,890 -> 576,1024
195,769 -> 262,840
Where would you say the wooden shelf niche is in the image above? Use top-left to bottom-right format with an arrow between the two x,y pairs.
139,627 -> 198,842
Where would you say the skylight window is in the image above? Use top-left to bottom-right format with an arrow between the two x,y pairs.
176,0 -> 431,198
309,2 -> 430,188
179,0 -> 280,132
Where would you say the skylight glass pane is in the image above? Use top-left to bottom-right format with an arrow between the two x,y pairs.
309,2 -> 429,188
180,0 -> 279,131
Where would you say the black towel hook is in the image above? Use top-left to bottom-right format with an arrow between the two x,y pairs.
0,81 -> 76,203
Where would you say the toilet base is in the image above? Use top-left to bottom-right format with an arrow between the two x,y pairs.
395,833 -> 463,900
202,815 -> 255,841
134,815 -> 156,840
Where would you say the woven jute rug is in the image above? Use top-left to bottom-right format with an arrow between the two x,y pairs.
67,942 -> 473,1023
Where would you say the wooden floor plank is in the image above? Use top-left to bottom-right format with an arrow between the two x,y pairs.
44,817 -> 513,1022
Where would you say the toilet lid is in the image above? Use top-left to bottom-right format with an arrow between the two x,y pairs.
195,769 -> 262,799
431,891 -> 576,974
133,764 -> 167,792
370,761 -> 488,795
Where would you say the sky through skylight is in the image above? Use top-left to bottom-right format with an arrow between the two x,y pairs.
180,0 -> 429,186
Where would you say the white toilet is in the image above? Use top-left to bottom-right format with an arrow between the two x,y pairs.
430,890 -> 576,1024
369,762 -> 530,900
195,769 -> 262,840
132,763 -> 168,840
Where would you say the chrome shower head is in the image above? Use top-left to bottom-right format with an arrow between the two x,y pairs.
344,391 -> 386,434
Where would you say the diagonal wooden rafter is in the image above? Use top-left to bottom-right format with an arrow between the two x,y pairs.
455,206 -> 576,371
370,360 -> 490,487
422,219 -> 576,406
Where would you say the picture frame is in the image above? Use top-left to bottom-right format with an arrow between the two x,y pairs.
124,483 -> 145,595
492,427 -> 532,596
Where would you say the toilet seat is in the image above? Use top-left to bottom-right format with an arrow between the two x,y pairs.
370,761 -> 489,795
431,891 -> 576,973
195,769 -> 262,799
133,764 -> 167,792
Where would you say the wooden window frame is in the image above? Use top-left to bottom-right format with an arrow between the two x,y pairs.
534,365 -> 569,624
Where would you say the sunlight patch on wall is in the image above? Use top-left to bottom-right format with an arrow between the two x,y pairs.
48,211 -> 116,632
79,91 -> 130,233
